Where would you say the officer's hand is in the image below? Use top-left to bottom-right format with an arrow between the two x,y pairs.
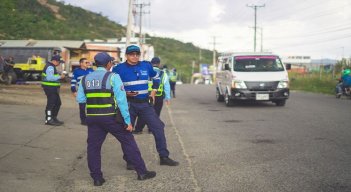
150,90 -> 156,104
126,91 -> 138,97
126,124 -> 133,132
60,74 -> 65,79
165,100 -> 170,106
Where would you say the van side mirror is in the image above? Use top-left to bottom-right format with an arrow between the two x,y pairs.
224,64 -> 231,70
285,63 -> 291,70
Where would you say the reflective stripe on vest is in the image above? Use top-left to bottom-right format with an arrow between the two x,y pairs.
82,72 -> 116,116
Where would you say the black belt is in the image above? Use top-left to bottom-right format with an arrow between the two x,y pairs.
127,97 -> 149,103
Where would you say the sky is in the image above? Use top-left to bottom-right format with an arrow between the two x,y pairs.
62,0 -> 351,59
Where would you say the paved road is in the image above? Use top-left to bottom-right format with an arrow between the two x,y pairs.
0,84 -> 350,192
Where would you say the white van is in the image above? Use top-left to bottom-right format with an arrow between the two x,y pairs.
215,52 -> 290,106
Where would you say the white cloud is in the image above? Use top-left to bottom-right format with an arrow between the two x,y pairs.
63,0 -> 351,59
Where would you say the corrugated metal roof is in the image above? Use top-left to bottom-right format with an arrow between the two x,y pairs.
0,40 -> 84,48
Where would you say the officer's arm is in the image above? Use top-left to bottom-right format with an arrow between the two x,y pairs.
76,79 -> 86,103
70,71 -> 77,93
112,74 -> 131,125
46,66 -> 61,81
163,73 -> 171,100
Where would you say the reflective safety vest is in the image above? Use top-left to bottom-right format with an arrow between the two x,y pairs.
41,63 -> 61,87
148,70 -> 164,96
82,71 -> 116,116
169,71 -> 177,82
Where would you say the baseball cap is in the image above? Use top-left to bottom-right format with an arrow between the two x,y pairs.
151,57 -> 161,65
126,45 -> 140,54
51,55 -> 61,61
94,52 -> 113,66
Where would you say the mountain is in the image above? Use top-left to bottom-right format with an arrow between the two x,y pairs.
0,0 -> 213,82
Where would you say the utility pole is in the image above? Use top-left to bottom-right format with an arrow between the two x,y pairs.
211,36 -> 217,81
247,4 -> 265,52
134,2 -> 150,45
126,0 -> 134,47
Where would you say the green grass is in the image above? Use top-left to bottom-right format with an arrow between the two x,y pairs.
289,72 -> 337,95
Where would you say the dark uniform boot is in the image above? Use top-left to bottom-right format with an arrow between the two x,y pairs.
53,117 -> 64,125
160,157 -> 179,166
45,110 -> 61,126
45,119 -> 61,126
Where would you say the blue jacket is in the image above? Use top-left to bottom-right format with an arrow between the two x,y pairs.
112,61 -> 160,99
71,67 -> 94,92
342,74 -> 351,87
76,67 -> 131,125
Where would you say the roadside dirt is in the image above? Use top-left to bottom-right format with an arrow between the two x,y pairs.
0,83 -> 76,108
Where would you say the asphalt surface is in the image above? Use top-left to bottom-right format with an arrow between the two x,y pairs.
0,84 -> 350,192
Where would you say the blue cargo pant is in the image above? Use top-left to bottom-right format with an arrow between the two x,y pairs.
129,101 -> 169,158
135,96 -> 164,131
79,103 -> 86,123
86,116 -> 147,180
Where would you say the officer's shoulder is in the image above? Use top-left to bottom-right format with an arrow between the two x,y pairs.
141,60 -> 152,65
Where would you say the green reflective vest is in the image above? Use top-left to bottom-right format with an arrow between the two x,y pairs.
148,71 -> 165,96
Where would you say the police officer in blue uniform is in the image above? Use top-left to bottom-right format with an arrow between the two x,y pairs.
42,55 -> 65,126
134,56 -> 171,133
76,52 -> 156,186
71,58 -> 94,125
112,45 -> 179,168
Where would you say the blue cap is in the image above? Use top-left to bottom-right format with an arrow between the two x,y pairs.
126,45 -> 140,54
94,52 -> 113,66
151,57 -> 161,65
51,55 -> 61,61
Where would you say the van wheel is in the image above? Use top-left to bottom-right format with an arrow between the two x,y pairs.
275,100 -> 286,106
224,92 -> 233,107
216,88 -> 224,102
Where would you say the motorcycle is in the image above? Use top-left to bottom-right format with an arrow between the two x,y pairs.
335,79 -> 351,99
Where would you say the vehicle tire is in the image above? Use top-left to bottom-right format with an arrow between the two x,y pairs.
224,92 -> 233,107
216,88 -> 224,102
275,99 -> 286,106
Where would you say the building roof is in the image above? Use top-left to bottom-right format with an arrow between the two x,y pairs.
0,40 -> 84,48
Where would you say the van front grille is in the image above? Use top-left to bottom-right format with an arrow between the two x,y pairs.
245,81 -> 279,91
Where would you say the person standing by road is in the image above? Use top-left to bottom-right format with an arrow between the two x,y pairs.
41,55 -> 65,126
169,68 -> 178,98
112,45 -> 179,168
76,52 -> 156,186
134,56 -> 171,134
71,58 -> 94,125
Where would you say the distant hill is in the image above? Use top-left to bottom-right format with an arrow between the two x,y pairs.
0,0 -> 213,82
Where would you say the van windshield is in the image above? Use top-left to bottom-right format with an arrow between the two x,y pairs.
234,56 -> 284,72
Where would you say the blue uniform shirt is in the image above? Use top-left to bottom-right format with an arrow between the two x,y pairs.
112,61 -> 160,99
76,67 -> 131,125
71,67 -> 94,92
45,64 -> 61,81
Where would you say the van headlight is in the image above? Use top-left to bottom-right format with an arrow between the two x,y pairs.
277,81 -> 289,88
232,80 -> 247,89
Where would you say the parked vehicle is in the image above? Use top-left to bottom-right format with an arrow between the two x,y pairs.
0,47 -> 61,83
216,52 -> 291,106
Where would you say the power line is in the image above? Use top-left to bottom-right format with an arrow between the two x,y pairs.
134,1 -> 150,45
247,4 -> 265,52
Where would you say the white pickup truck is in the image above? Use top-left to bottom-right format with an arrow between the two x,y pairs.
215,52 -> 290,106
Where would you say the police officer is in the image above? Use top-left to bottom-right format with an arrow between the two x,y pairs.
134,56 -> 171,133
112,45 -> 179,168
71,58 -> 94,125
76,52 -> 156,186
169,68 -> 178,98
42,55 -> 65,126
